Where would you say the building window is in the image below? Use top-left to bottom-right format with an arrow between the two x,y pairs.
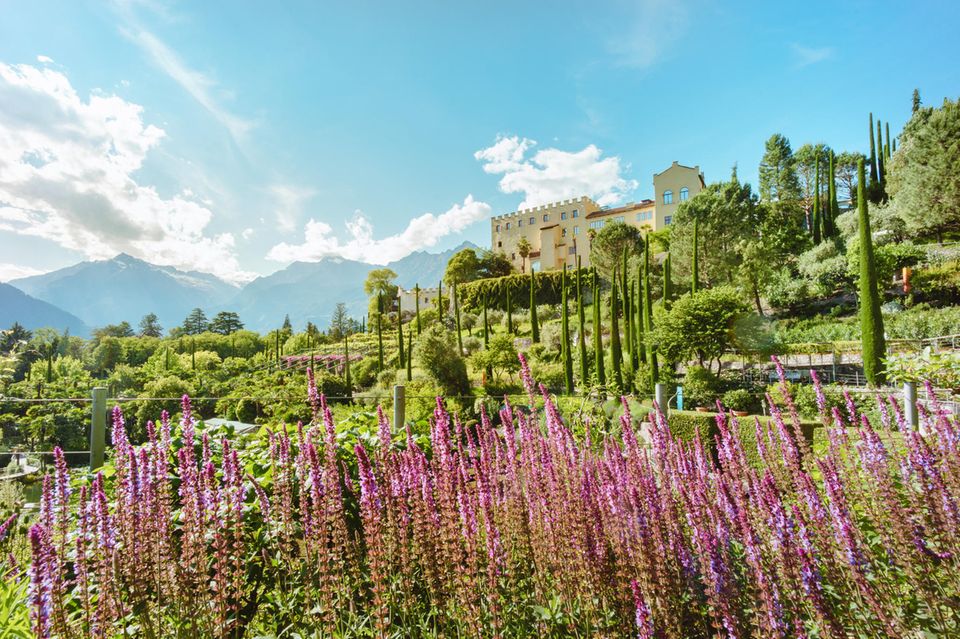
590,220 -> 605,230
572,210 -> 579,218
664,216 -> 673,225
529,217 -> 535,225
663,190 -> 673,205
496,224 -> 501,232
680,187 -> 689,202
498,240 -> 503,247
518,219 -> 523,227
574,225 -> 580,235
561,228 -> 567,237
505,222 -> 511,230
561,211 -> 567,220
612,216 -> 625,224
568,246 -> 577,255
543,214 -> 550,222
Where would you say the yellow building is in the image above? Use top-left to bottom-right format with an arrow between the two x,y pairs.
489,161 -> 705,271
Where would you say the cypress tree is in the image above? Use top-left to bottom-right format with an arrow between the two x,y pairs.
576,258 -> 588,384
592,269 -> 605,387
812,157 -> 822,244
912,88 -> 921,113
414,283 -> 421,335
877,119 -> 885,183
453,283 -> 463,354
691,217 -> 700,294
636,263 -> 646,365
482,292 -> 492,382
376,293 -> 384,372
274,331 -> 279,368
857,158 -> 886,385
610,270 -> 623,391
630,278 -> 640,371
643,234 -> 658,386
869,112 -> 879,184
437,280 -> 443,322
621,249 -> 632,364
506,286 -> 513,334
529,270 -> 540,343
561,265 -> 574,394
663,252 -> 672,309
885,120 -> 891,162
827,151 -> 839,238
397,295 -> 405,368
406,329 -> 413,382
344,334 -> 352,397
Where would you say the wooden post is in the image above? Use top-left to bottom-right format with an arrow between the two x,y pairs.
393,384 -> 405,432
655,383 -> 667,415
90,387 -> 107,470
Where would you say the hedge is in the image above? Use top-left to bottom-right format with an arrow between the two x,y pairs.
459,268 -> 592,312
666,409 -> 821,469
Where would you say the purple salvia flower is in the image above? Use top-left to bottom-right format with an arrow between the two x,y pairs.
28,525 -> 52,639
376,405 -> 391,452
0,513 -> 17,542
630,579 -> 655,639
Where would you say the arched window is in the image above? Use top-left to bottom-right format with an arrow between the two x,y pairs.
680,187 -> 689,202
663,190 -> 673,204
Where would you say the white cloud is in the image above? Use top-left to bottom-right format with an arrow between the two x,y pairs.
606,0 -> 690,68
267,195 -> 491,265
36,55 -> 54,64
123,29 -> 254,141
0,263 -> 46,282
791,44 -> 834,68
268,184 -> 316,232
475,135 -> 638,209
241,227 -> 254,240
0,61 -> 254,283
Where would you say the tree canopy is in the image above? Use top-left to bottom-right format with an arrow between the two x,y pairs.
589,222 -> 643,279
758,133 -> 801,202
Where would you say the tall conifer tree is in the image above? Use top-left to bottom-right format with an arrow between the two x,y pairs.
610,274 -> 623,391
643,234 -> 658,387
877,120 -> 886,183
453,283 -> 463,354
857,158 -> 886,384
397,295 -> 404,368
592,269 -> 605,387
414,284 -> 421,335
561,265 -> 574,394
576,257 -> 589,383
376,293 -> 384,372
529,270 -> 540,343
812,157 -> 822,244
869,113 -> 879,184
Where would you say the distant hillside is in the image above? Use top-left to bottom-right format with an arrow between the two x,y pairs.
0,283 -> 89,336
228,241 -> 479,331
10,253 -> 238,331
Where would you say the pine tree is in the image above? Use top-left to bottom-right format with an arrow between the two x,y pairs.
610,270 -> 623,391
529,270 -> 540,343
561,265 -> 574,394
877,119 -> 885,183
812,157 -> 822,244
869,112 -> 879,184
397,295 -> 405,368
912,88 -> 921,113
691,217 -> 700,293
414,284 -> 421,335
376,293 -> 384,372
643,234 -> 658,387
453,283 -> 463,353
592,269 -> 605,387
576,257 -> 588,384
857,157 -> 887,385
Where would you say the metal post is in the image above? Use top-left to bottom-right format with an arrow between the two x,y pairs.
655,383 -> 667,413
393,384 -> 405,432
90,387 -> 107,470
903,382 -> 918,431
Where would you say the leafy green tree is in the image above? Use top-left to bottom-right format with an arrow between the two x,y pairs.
416,324 -> 470,397
857,158 -> 886,385
589,222 -> 642,280
835,151 -> 865,205
444,248 -> 481,285
691,217 -> 699,294
1,322 -> 32,354
94,321 -> 135,339
477,250 -> 513,279
209,311 -> 244,335
93,336 -> 123,374
887,97 -> 960,243
138,313 -> 163,338
652,287 -> 749,373
471,334 -> 519,383
758,133 -> 801,201
182,308 -> 209,335
365,268 -> 398,318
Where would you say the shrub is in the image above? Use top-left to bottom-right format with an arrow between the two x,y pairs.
682,365 -> 720,408
415,324 -> 470,397
721,388 -> 754,412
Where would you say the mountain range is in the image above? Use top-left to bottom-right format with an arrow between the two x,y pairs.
0,283 -> 89,336
5,242 -> 478,334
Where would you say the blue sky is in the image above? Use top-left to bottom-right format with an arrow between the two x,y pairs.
0,0 -> 957,283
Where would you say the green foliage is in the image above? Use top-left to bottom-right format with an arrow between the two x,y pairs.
444,248 -> 481,285
681,366 -> 721,408
652,287 -> 750,370
415,324 -> 470,397
182,307 -> 209,335
857,158 -> 887,384
0,576 -> 31,638
588,222 -> 642,279
471,334 -> 520,384
721,388 -> 754,412
758,133 -> 801,201
885,348 -> 960,389
458,268 -> 585,312
209,311 -> 244,335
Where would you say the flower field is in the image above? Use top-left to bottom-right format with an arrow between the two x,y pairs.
19,357 -> 960,637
